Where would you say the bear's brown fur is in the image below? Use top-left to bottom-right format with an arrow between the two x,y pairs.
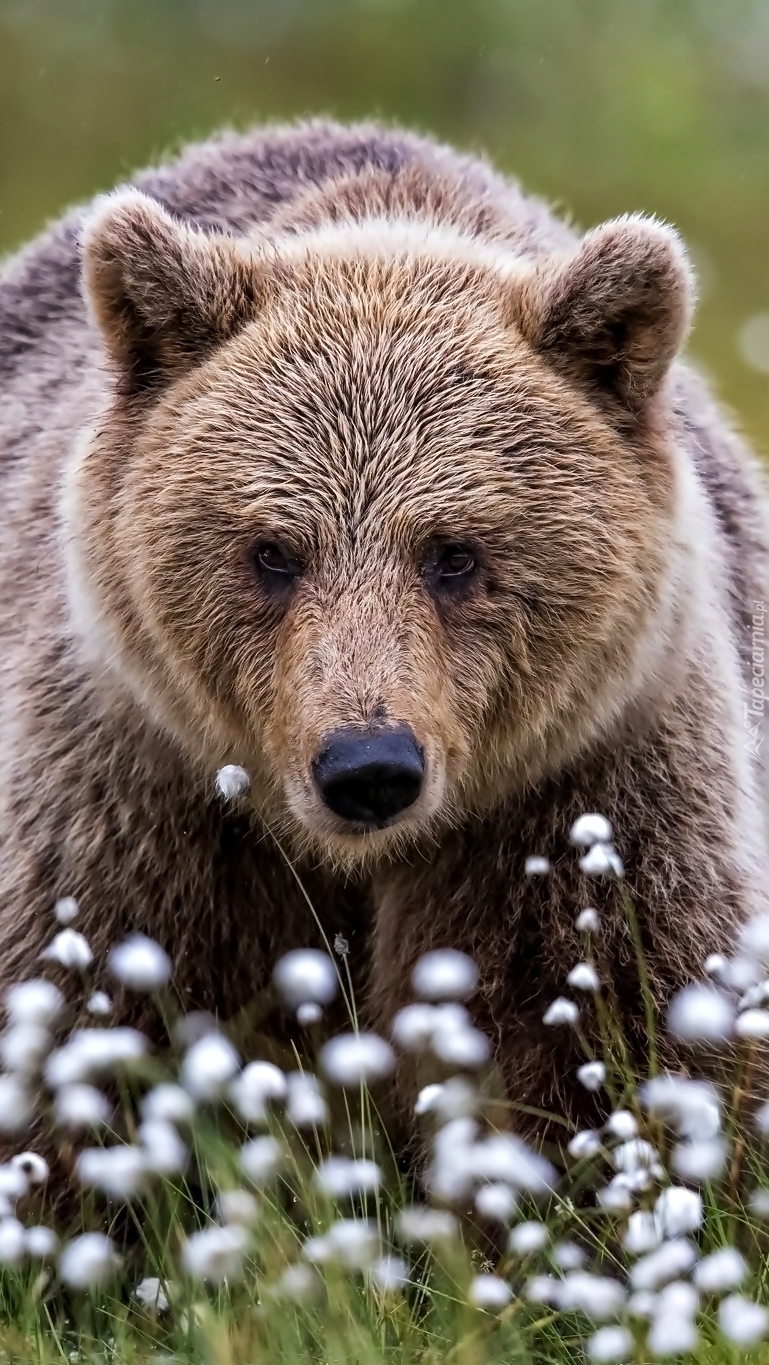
1,120 -> 768,1136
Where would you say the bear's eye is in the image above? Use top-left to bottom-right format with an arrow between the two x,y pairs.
253,541 -> 302,584
423,540 -> 479,594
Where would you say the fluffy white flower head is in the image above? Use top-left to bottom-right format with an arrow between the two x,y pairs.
215,765 -> 250,800
182,1223 -> 251,1282
54,896 -> 79,924
654,1186 -> 703,1238
543,997 -> 580,1027
181,1033 -> 239,1101
6,979 -> 63,1027
468,1274 -> 512,1310
273,950 -> 338,1008
109,935 -> 171,992
230,1061 -> 287,1123
42,930 -> 92,970
570,814 -> 613,848
524,856 -> 549,876
668,986 -> 735,1044
567,962 -> 601,993
59,1232 -> 119,1289
320,1032 -> 395,1087
411,950 -> 478,1001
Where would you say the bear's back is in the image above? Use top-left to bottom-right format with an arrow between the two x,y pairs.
0,121 -> 569,396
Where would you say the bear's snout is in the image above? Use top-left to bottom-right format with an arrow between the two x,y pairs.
311,724 -> 425,829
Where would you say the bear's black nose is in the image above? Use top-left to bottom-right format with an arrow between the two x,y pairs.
312,725 -> 425,828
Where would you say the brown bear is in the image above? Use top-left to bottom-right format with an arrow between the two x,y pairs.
0,119 -> 767,1135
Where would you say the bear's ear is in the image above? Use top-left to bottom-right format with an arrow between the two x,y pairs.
81,189 -> 262,392
513,215 -> 694,418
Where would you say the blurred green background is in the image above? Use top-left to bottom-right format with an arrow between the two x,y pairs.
2,0 -> 769,449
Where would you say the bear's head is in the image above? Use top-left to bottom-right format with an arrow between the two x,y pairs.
68,186 -> 693,867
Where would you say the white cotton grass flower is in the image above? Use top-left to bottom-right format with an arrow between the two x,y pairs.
654,1186 -> 703,1238
42,929 -> 92,969
0,1219 -> 25,1265
579,844 -> 623,877
739,914 -> 769,964
431,1021 -> 491,1070
393,1003 -> 439,1050
576,907 -> 600,934
215,765 -> 250,800
134,1277 -> 170,1312
705,952 -> 728,978
26,1225 -> 58,1259
739,980 -> 769,1011
553,1242 -> 586,1271
297,1002 -> 323,1026
108,935 -> 171,992
76,1145 -> 147,1200
411,950 -> 478,1001
736,1008 -> 769,1038
668,985 -> 735,1044
324,1218 -> 379,1269
543,997 -> 580,1027
182,1223 -> 251,1283
630,1239 -> 697,1291
59,1232 -> 120,1289
640,1074 -> 722,1140
45,1027 -> 147,1087
0,1164 -> 30,1201
570,814 -> 613,848
750,1186 -> 769,1217
55,1083 -> 111,1131
285,1071 -> 329,1128
240,1135 -> 283,1187
54,896 -> 79,924
0,1023 -> 51,1074
472,1132 -> 555,1194
577,1061 -> 606,1092
557,1271 -> 626,1318
719,1294 -> 769,1346
230,1061 -> 287,1124
647,1311 -> 699,1356
672,1136 -> 727,1182
597,1175 -> 636,1211
396,1207 -> 458,1245
367,1255 -> 410,1293
215,1189 -> 259,1226
623,1211 -> 661,1256
0,1075 -> 33,1132
567,962 -> 601,993
6,979 -> 63,1027
525,1275 -> 561,1304
87,991 -> 112,1017
304,1220 -> 380,1270
273,950 -> 338,1009
508,1221 -> 549,1255
588,1326 -> 634,1362
181,1032 -> 239,1101
524,856 -> 549,876
270,1262 -> 320,1303
320,1032 -> 395,1087
12,1151 -> 48,1185
427,1117 -> 478,1202
612,1139 -> 663,1178
606,1110 -> 638,1140
415,1075 -> 478,1121
138,1120 -> 188,1175
694,1247 -> 747,1294
468,1274 -> 512,1310
314,1156 -> 382,1199
568,1129 -> 603,1159
474,1182 -> 518,1222
141,1083 -> 195,1125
